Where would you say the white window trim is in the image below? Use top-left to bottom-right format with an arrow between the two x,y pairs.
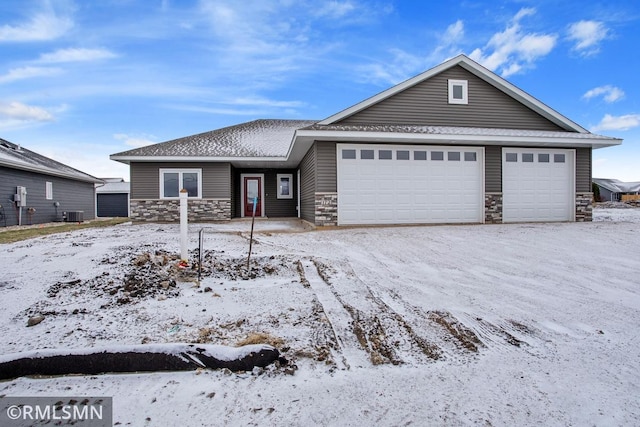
448,79 -> 468,104
159,168 -> 203,199
45,181 -> 53,200
277,173 -> 293,199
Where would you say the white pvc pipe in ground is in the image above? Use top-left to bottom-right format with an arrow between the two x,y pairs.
179,189 -> 188,263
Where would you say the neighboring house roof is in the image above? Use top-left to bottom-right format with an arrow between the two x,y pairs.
0,138 -> 102,183
593,178 -> 640,193
110,55 -> 621,168
96,180 -> 130,194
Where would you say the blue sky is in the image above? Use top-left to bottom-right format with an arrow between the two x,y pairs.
1,0 -> 639,181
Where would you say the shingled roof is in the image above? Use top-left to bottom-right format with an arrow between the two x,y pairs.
111,119 -> 318,159
0,138 -> 101,183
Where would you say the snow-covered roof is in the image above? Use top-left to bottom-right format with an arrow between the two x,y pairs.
111,119 -> 318,161
0,138 -> 102,183
96,180 -> 130,193
593,178 -> 640,193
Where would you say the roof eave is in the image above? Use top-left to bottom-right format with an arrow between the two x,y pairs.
0,159 -> 102,183
294,129 -> 622,149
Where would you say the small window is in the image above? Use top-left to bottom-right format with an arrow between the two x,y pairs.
160,169 -> 202,199
379,150 -> 392,160
277,174 -> 293,199
522,153 -> 534,162
342,149 -> 356,159
431,151 -> 444,161
397,150 -> 410,160
506,153 -> 518,162
448,79 -> 468,104
464,152 -> 477,161
448,151 -> 461,161
361,149 -> 374,160
45,181 -> 53,200
538,153 -> 550,163
554,154 -> 566,163
414,151 -> 427,160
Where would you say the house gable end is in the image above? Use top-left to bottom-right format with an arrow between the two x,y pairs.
335,65 -> 565,131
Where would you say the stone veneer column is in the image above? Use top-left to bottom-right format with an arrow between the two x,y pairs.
484,192 -> 503,224
314,192 -> 338,226
130,199 -> 231,222
575,192 -> 593,222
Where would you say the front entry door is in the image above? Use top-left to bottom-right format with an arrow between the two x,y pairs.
244,176 -> 262,217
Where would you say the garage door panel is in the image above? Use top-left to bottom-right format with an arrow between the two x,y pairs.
502,148 -> 574,222
337,144 -> 484,225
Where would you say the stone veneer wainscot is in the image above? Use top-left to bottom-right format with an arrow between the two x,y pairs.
315,192 -> 338,226
130,199 -> 231,222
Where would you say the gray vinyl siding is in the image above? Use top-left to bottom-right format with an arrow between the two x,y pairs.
232,169 -> 297,218
130,162 -> 231,199
0,167 -> 95,226
485,146 -> 502,192
316,142 -> 337,192
575,148 -> 592,192
338,66 -> 566,131
299,144 -> 317,223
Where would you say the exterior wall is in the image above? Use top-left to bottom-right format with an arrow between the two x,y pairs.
485,146 -> 502,193
130,162 -> 231,199
338,66 -> 566,131
0,166 -> 95,226
299,144 -> 317,223
130,199 -> 231,222
575,148 -> 592,193
232,168 -> 298,218
299,142 -> 338,225
129,162 -> 232,222
315,193 -> 338,226
575,192 -> 593,222
485,193 -> 503,224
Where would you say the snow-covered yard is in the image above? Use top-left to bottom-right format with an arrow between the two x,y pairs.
1,208 -> 639,426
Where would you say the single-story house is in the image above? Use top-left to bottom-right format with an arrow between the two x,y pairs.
592,178 -> 640,202
96,178 -> 130,217
0,138 -> 101,226
110,54 -> 621,226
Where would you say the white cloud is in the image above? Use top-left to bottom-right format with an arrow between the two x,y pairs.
230,97 -> 306,108
38,48 -> 118,63
0,101 -> 59,130
0,8 -> 73,42
591,114 -> 640,132
0,101 -> 55,122
583,85 -> 625,103
357,48 -> 424,85
0,66 -> 62,84
316,1 -> 357,19
567,20 -> 609,56
114,133 -> 158,148
469,8 -> 557,77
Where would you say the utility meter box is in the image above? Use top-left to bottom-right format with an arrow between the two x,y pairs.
15,186 -> 27,207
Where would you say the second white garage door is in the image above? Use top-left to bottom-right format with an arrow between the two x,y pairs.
502,148 -> 575,222
337,144 -> 484,225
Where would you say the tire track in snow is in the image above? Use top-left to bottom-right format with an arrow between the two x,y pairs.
299,259 -> 371,370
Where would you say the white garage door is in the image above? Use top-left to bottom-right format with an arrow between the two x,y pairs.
502,148 -> 575,222
337,144 -> 484,225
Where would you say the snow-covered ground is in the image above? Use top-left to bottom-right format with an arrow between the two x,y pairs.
1,208 -> 639,426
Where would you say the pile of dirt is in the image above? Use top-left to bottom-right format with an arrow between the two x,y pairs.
198,251 -> 293,280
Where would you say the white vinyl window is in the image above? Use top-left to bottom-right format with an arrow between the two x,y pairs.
277,174 -> 293,199
45,181 -> 53,200
448,79 -> 468,104
159,168 -> 202,199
